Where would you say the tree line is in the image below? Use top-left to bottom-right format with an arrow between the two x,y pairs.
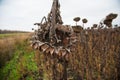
0,29 -> 29,34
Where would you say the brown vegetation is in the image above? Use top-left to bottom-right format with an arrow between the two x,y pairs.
69,27 -> 120,80
34,27 -> 120,80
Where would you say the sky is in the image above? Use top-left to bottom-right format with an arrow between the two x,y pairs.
0,0 -> 120,31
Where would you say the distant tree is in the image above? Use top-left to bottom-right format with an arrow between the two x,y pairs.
0,29 -> 1,34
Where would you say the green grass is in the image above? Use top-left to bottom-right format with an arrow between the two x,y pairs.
0,35 -> 39,80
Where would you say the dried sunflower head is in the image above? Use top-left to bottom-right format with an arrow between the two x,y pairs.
73,17 -> 80,22
82,18 -> 88,23
104,13 -> 118,27
106,13 -> 118,20
93,24 -> 98,28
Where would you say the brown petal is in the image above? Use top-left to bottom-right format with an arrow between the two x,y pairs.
38,42 -> 45,47
40,44 -> 49,52
33,43 -> 38,49
46,46 -> 54,55
61,49 -> 66,57
49,47 -> 55,55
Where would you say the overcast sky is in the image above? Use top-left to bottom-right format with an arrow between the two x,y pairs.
0,0 -> 120,31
